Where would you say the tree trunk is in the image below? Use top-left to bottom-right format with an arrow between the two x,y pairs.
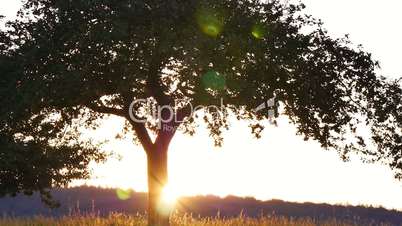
147,144 -> 169,226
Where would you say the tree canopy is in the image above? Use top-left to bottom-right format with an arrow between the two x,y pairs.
0,0 -> 401,213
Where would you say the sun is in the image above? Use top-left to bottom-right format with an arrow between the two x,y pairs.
157,184 -> 181,216
161,184 -> 180,205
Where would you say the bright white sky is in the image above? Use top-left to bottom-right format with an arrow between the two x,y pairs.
1,0 -> 402,210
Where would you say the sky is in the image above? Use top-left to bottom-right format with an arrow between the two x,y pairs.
1,0 -> 402,210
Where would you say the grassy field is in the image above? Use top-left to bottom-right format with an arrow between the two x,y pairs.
0,214 -> 393,226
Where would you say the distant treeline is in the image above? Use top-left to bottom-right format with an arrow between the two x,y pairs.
0,186 -> 401,226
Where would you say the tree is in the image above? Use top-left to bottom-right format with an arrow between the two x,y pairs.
0,0 -> 401,225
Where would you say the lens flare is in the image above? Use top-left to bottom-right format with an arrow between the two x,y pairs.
196,7 -> 224,37
116,188 -> 132,200
204,24 -> 220,37
251,23 -> 268,39
201,70 -> 226,91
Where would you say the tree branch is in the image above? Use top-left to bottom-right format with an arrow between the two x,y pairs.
153,104 -> 193,150
123,98 -> 155,154
85,102 -> 125,117
128,119 -> 154,154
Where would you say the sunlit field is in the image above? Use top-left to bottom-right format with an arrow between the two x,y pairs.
0,214 -> 393,226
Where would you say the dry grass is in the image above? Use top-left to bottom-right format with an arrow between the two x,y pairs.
0,213 -> 390,226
